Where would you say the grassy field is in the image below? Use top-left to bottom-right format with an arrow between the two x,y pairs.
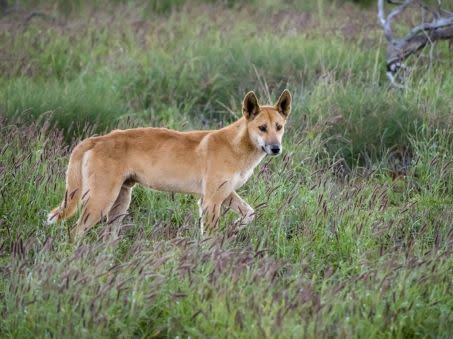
1,0 -> 453,337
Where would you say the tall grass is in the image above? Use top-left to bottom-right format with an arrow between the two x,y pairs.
1,0 -> 453,337
1,116 -> 453,337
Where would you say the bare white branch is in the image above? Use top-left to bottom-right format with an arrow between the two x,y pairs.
378,0 -> 387,26
378,0 -> 414,41
404,15 -> 453,41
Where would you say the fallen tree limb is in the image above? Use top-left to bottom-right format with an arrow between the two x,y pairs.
377,0 -> 453,87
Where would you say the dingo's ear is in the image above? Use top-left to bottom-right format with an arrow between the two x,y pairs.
275,89 -> 292,118
243,91 -> 260,120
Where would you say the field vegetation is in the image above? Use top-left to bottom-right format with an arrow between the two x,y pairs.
1,0 -> 453,337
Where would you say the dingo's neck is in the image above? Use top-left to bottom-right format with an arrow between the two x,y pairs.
223,118 -> 265,165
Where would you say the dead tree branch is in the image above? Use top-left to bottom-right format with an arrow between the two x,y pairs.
378,0 -> 453,87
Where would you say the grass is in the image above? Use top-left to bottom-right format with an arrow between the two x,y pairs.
1,0 -> 453,337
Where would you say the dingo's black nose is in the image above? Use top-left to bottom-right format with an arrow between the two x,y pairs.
270,144 -> 281,154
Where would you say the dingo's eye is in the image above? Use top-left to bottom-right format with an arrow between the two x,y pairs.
258,125 -> 267,132
276,123 -> 282,131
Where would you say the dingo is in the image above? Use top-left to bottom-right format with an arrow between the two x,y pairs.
48,90 -> 292,238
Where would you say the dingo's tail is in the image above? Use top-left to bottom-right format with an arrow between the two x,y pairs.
47,139 -> 94,224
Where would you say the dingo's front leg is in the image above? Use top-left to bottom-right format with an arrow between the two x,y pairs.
199,179 -> 233,235
225,191 -> 255,226
200,198 -> 222,236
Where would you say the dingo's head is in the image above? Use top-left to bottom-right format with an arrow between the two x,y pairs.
243,89 -> 292,156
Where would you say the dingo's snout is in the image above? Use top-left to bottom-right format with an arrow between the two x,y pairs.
262,143 -> 282,156
269,144 -> 281,155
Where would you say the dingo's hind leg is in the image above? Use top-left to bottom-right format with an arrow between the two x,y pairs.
71,184 -> 123,240
108,185 -> 133,225
70,168 -> 124,241
103,184 -> 133,239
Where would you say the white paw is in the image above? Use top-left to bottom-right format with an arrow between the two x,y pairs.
46,211 -> 58,225
234,212 -> 255,226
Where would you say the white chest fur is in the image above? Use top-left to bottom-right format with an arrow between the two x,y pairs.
232,153 -> 266,190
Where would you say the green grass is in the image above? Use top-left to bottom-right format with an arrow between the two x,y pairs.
1,0 -> 453,337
